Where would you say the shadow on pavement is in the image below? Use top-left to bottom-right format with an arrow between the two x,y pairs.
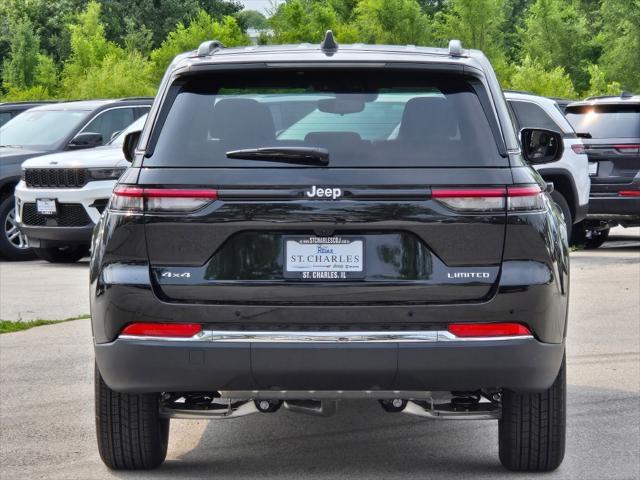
109,385 -> 639,480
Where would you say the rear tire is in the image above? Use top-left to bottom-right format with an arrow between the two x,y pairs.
0,195 -> 35,261
499,355 -> 566,472
33,245 -> 89,263
95,364 -> 169,470
583,227 -> 610,249
571,223 -> 611,249
550,191 -> 572,243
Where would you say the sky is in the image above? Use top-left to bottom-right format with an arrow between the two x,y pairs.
238,0 -> 284,16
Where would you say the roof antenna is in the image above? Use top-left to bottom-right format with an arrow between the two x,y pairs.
320,30 -> 338,56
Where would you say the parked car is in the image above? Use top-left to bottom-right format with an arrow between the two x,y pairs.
0,98 -> 152,260
505,91 -> 590,241
92,35 -> 569,472
565,93 -> 640,248
0,101 -> 58,127
14,114 -> 148,263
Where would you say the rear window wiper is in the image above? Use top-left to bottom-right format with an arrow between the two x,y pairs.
226,147 -> 329,166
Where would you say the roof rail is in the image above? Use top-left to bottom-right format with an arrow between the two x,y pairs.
504,89 -> 534,95
118,96 -> 155,101
196,40 -> 224,57
585,92 -> 637,101
448,39 -> 463,57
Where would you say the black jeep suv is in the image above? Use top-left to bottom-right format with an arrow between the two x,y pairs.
565,93 -> 640,248
91,35 -> 569,472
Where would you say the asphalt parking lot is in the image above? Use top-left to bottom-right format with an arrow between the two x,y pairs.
0,228 -> 639,479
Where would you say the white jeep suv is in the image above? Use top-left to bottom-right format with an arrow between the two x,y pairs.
15,114 -> 147,263
505,91 -> 590,242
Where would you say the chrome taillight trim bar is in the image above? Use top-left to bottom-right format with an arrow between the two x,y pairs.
119,330 -> 533,343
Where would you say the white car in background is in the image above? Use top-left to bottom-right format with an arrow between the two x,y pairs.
505,91 -> 590,242
14,114 -> 148,263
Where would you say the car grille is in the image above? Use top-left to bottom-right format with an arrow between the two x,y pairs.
24,168 -> 88,188
21,203 -> 92,227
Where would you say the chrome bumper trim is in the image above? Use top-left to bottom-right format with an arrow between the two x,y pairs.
119,330 -> 533,343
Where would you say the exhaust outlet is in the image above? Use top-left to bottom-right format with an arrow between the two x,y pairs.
284,399 -> 338,417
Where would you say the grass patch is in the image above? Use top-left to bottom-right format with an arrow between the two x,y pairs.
0,315 -> 90,334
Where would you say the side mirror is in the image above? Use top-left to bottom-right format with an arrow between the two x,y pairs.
122,130 -> 142,162
520,128 -> 564,164
68,132 -> 103,149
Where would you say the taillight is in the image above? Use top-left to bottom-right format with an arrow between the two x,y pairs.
506,185 -> 546,211
447,322 -> 531,338
432,185 -> 544,212
110,186 -> 218,212
120,322 -> 202,338
571,144 -> 586,154
619,190 -> 640,197
614,144 -> 640,154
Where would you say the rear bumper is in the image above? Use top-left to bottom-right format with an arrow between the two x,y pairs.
95,334 -> 565,394
18,224 -> 94,246
587,195 -> 640,223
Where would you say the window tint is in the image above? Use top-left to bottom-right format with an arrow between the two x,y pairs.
109,113 -> 148,146
0,110 -> 88,149
144,70 -> 506,168
566,105 -> 640,138
82,108 -> 136,145
0,112 -> 13,127
510,100 -> 561,131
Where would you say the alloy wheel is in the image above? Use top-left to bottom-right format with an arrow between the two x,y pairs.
4,207 -> 29,250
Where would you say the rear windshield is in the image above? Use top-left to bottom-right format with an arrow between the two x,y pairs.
565,104 -> 640,139
144,69 -> 506,168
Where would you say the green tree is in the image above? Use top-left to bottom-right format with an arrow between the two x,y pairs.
2,18 -> 41,90
520,0 -> 591,92
2,18 -> 59,98
123,18 -> 154,55
57,1 -> 158,99
508,55 -> 577,98
99,1 -> 242,49
0,0 -> 88,62
269,0 -> 357,43
585,64 -> 622,97
598,0 -> 640,92
150,11 -> 248,81
69,51 -> 157,98
236,10 -> 268,30
354,0 -> 432,45
434,0 -> 508,79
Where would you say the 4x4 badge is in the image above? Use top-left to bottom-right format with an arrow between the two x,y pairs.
161,271 -> 191,278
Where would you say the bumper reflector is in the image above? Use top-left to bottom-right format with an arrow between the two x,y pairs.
447,322 -> 531,338
618,190 -> 640,197
121,323 -> 202,338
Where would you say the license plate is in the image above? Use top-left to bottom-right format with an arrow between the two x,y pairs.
36,198 -> 57,215
588,162 -> 598,176
284,236 -> 364,280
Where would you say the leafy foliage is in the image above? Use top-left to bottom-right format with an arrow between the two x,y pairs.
508,55 -> 577,97
150,11 -> 248,82
0,0 -> 638,101
354,0 -> 432,45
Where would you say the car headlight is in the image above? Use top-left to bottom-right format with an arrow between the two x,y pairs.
88,168 -> 127,180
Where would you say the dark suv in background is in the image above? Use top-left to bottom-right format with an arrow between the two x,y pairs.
92,35 -> 569,472
565,93 -> 640,247
0,101 -> 57,127
0,98 -> 152,260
